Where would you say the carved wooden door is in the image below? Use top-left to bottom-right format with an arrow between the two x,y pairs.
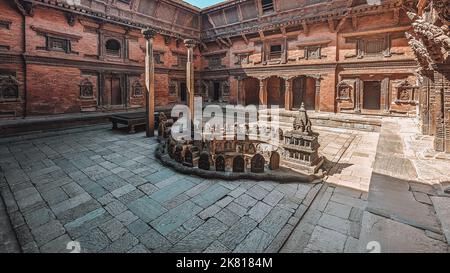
363,81 -> 381,110
106,76 -> 122,106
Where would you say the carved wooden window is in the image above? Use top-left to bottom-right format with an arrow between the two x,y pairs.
105,39 -> 121,57
0,75 -> 19,101
133,81 -> 143,97
235,54 -> 250,65
178,55 -> 187,68
305,46 -> 321,60
269,44 -> 282,60
261,0 -> 274,15
208,55 -> 224,69
80,79 -> 94,98
222,81 -> 230,95
45,36 -> 71,53
154,53 -> 163,64
357,35 -> 390,58
0,20 -> 11,30
169,80 -> 178,96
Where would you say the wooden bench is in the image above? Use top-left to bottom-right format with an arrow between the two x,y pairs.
109,111 -> 171,134
109,112 -> 147,134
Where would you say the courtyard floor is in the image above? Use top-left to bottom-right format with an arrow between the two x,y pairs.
0,116 -> 449,253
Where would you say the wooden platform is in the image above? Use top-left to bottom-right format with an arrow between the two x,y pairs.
109,112 -> 146,134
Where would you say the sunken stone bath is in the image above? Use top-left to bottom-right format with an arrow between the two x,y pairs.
155,104 -> 324,183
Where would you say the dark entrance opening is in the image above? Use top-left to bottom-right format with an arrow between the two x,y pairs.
292,77 -> 316,110
213,82 -> 220,101
105,76 -> 122,106
363,81 -> 381,110
180,82 -> 187,103
243,78 -> 259,106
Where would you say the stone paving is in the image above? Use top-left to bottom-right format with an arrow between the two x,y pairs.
0,125 -> 324,253
1,117 -> 449,253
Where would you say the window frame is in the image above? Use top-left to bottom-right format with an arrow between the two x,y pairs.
105,38 -> 122,57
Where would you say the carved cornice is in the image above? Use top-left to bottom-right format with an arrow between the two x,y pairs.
201,1 -> 404,42
20,54 -> 191,74
23,0 -> 198,39
30,25 -> 83,40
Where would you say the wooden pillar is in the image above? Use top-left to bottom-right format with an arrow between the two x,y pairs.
382,77 -> 390,114
184,39 -> 196,118
355,77 -> 361,113
142,28 -> 156,137
236,76 -> 243,105
259,78 -> 267,106
314,77 -> 321,112
284,77 -> 293,110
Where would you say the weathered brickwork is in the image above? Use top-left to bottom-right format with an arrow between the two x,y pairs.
0,0 -> 423,118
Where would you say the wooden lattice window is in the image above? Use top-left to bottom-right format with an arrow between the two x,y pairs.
235,54 -> 250,65
154,53 -> 163,64
45,36 -> 71,53
261,0 -> 274,14
357,35 -> 390,58
105,39 -> 121,57
208,55 -> 224,69
178,55 -> 187,67
0,20 -> 11,30
269,44 -> 282,60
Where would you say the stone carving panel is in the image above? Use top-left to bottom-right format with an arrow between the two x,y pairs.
251,153 -> 265,173
0,75 -> 19,101
215,155 -> 225,172
232,155 -> 245,173
80,79 -> 94,98
199,152 -> 211,170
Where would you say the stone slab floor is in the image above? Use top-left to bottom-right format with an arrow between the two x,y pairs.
0,125 -> 324,253
1,120 -> 449,253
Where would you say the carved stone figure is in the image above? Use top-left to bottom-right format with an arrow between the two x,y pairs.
174,144 -> 184,163
233,155 -> 245,173
215,155 -> 225,172
251,153 -> 265,173
184,149 -> 193,166
337,81 -> 352,100
80,79 -> 93,98
198,152 -> 211,170
247,143 -> 256,154
269,151 -> 280,170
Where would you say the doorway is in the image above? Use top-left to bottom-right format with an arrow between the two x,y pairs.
363,81 -> 381,110
292,77 -> 316,110
213,82 -> 220,101
105,75 -> 123,106
180,82 -> 187,103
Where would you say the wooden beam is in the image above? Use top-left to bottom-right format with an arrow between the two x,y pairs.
302,22 -> 309,36
341,26 -> 411,38
327,18 -> 335,33
215,39 -> 223,49
259,30 -> 265,40
242,33 -> 249,45
393,9 -> 400,25
335,16 -> 348,32
201,42 -> 209,51
225,37 -> 233,47
351,15 -> 358,31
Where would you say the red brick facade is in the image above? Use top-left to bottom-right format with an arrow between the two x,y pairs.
0,0 -> 420,118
